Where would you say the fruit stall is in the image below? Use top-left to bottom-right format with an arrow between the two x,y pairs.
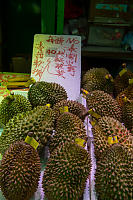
0,32 -> 133,200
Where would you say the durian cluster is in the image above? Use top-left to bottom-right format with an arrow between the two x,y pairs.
0,63 -> 132,199
0,80 -> 91,200
82,65 -> 133,199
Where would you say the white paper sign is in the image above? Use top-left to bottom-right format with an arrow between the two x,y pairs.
31,34 -> 81,100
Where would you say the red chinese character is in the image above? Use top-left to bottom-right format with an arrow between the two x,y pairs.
33,56 -> 44,68
66,60 -> 77,77
46,36 -> 54,44
55,63 -> 64,70
54,56 -> 64,63
68,44 -> 77,53
36,41 -> 44,51
32,67 -> 44,81
66,53 -> 77,62
54,37 -> 64,45
56,69 -> 65,79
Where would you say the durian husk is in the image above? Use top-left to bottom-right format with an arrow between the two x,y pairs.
114,69 -> 133,96
53,99 -> 88,121
86,90 -> 122,122
49,112 -> 87,153
0,106 -> 55,155
95,144 -> 133,200
116,84 -> 133,107
82,67 -> 114,95
122,101 -> 133,132
0,94 -> 32,125
28,81 -> 68,107
43,142 -> 91,200
0,141 -> 41,200
92,116 -> 133,160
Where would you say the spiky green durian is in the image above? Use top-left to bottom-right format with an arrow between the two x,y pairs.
114,69 -> 133,96
116,84 -> 133,107
28,81 -> 68,107
122,101 -> 133,132
95,144 -> 132,200
0,94 -> 32,125
82,67 -> 114,95
53,99 -> 87,121
0,141 -> 41,200
86,90 -> 122,122
49,112 -> 87,153
43,142 -> 91,200
92,116 -> 132,159
0,106 -> 55,155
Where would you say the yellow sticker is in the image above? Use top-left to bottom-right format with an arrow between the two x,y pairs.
88,109 -> 101,119
25,136 -> 39,150
105,74 -> 110,79
90,120 -> 96,126
0,153 -> 2,160
46,104 -> 51,108
122,96 -> 128,102
105,74 -> 114,82
82,89 -> 89,95
129,79 -> 133,84
119,68 -> 127,77
75,138 -> 86,147
108,136 -> 118,144
59,106 -> 69,113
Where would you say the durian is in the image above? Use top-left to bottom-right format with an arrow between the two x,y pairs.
49,112 -> 87,153
95,144 -> 133,200
92,116 -> 132,159
0,106 -> 55,155
43,142 -> 91,200
53,99 -> 87,121
114,67 -> 133,96
0,93 -> 32,125
0,141 -> 41,200
28,81 -> 67,107
116,84 -> 133,107
122,101 -> 133,132
86,90 -> 122,122
82,67 -> 114,95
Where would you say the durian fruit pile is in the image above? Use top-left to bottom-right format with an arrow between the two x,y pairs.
95,144 -> 132,200
0,93 -> 32,125
82,67 -> 114,95
28,81 -> 68,107
81,65 -> 133,199
43,142 -> 91,200
0,105 -> 55,155
0,80 -> 92,199
0,141 -> 41,200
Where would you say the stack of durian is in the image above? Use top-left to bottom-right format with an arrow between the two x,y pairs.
82,63 -> 133,200
0,62 -> 132,200
0,81 -> 91,200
